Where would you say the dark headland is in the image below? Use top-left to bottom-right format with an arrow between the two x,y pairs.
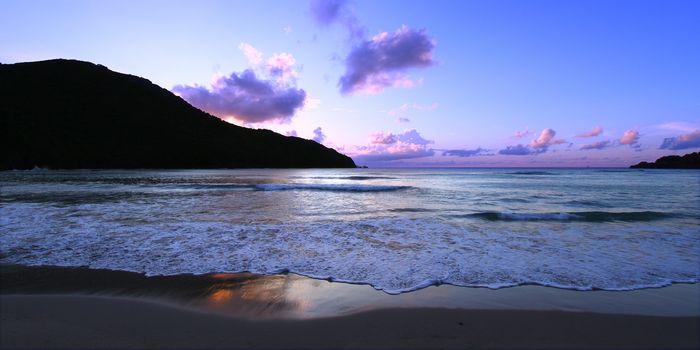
0,59 -> 356,170
630,152 -> 700,169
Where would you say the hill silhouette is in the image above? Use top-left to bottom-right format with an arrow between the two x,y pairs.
0,59 -> 356,170
630,152 -> 700,169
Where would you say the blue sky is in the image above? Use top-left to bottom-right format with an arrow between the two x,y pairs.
2,0 -> 699,166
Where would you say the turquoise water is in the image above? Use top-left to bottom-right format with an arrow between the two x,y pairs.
1,168 -> 698,293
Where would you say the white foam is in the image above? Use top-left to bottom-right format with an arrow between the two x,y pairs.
254,183 -> 410,192
1,202 -> 698,294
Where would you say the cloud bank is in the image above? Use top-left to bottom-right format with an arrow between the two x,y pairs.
659,130 -> 700,150
173,44 -> 306,124
339,25 -> 435,95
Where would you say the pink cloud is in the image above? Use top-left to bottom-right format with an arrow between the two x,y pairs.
351,129 -> 434,163
266,53 -> 298,83
577,126 -> 603,138
238,42 -> 262,65
530,128 -> 566,149
619,129 -> 640,145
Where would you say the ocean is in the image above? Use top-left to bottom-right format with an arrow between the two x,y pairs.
1,168 -> 698,294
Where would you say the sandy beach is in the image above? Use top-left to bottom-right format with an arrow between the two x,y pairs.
1,265 -> 699,349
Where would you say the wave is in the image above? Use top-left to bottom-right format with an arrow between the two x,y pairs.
254,183 -> 411,192
461,211 -> 674,222
2,209 -> 697,295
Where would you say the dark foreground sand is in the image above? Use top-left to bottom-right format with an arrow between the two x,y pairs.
2,294 -> 698,349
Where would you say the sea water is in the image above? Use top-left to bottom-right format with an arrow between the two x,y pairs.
1,168 -> 698,294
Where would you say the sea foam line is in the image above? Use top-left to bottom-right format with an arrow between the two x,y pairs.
254,183 -> 411,192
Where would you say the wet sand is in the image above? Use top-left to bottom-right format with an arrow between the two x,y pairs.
3,294 -> 698,349
1,265 -> 699,349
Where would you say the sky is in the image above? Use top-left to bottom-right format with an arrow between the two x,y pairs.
2,0 -> 699,167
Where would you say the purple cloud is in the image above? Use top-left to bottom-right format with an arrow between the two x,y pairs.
443,148 -> 489,157
172,69 -> 306,124
396,117 -> 410,123
498,144 -> 542,156
286,130 -> 298,137
659,130 -> 700,150
580,140 -> 611,150
369,131 -> 397,144
339,25 -> 435,95
312,127 -> 326,143
309,0 -> 364,40
395,129 -> 432,145
577,126 -> 603,138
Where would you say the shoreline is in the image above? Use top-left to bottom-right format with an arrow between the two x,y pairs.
2,294 -> 698,349
2,264 -> 699,348
2,264 -> 699,319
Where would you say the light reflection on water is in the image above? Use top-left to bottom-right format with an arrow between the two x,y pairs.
192,273 -> 700,319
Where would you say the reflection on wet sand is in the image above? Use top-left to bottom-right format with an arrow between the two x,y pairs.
2,264 -> 698,319
0,265 -> 309,318
195,273 -> 308,318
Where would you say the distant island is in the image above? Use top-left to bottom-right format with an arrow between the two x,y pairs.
630,152 -> 700,169
0,59 -> 356,170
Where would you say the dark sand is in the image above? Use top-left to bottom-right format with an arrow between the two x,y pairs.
2,294 -> 698,349
2,265 -> 698,349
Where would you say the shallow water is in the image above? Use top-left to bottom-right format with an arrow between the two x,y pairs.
1,168 -> 698,293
